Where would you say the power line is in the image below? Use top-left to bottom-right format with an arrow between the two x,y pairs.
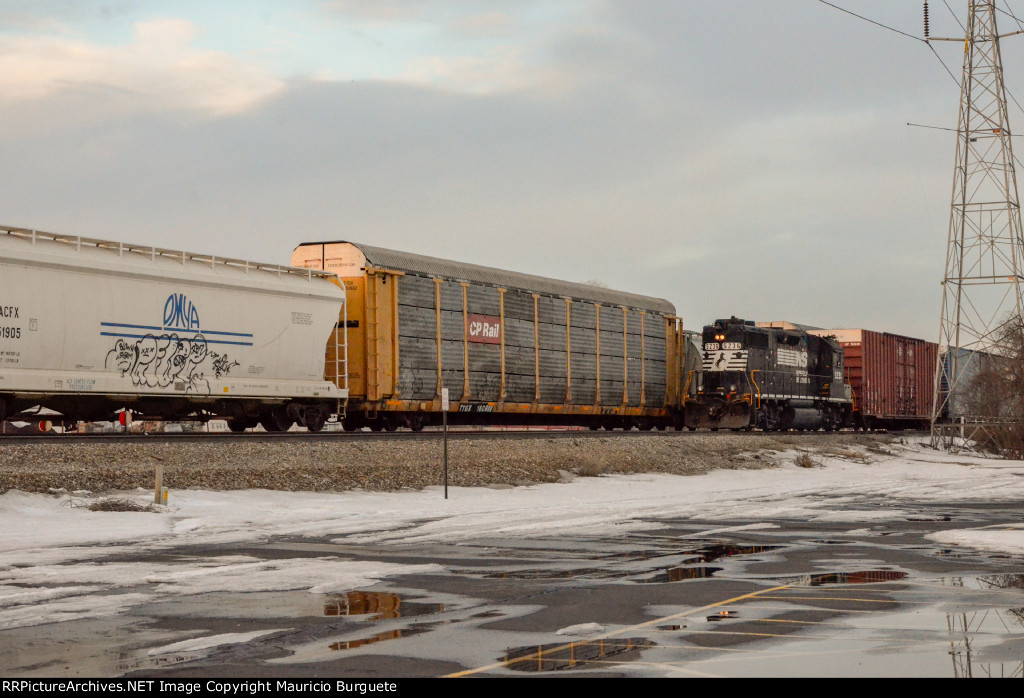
815,0 -> 926,42
943,0 -> 967,33
997,0 -> 1024,30
927,41 -> 962,87
907,122 -> 957,132
816,1 -> 962,88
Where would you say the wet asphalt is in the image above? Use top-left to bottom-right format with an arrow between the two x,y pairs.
4,494 -> 1023,678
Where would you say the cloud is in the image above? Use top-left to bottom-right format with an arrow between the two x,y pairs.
0,18 -> 283,115
400,46 -> 534,93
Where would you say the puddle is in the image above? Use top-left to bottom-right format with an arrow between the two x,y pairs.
470,610 -> 506,619
502,637 -> 654,672
327,626 -> 430,651
485,568 -> 618,580
689,544 -> 782,563
639,566 -> 723,584
115,649 -> 206,675
485,543 -> 780,583
322,591 -> 443,619
599,550 -> 679,562
791,570 -> 908,586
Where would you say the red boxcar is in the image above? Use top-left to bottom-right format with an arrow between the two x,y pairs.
809,329 -> 938,430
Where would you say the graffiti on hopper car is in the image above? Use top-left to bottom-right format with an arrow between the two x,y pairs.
100,294 -> 252,394
104,332 -> 237,395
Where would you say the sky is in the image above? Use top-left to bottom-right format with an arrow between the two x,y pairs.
2,438 -> 1024,675
2,1 -> 1019,339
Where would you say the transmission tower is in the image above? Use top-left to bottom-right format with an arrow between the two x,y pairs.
931,0 -> 1024,451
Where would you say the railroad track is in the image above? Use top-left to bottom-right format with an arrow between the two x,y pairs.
0,427 -> 926,444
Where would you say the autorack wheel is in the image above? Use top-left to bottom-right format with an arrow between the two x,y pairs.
341,416 -> 364,432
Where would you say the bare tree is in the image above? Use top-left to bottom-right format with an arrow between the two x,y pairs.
959,315 -> 1024,457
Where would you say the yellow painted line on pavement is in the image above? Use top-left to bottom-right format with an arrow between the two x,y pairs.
753,594 -> 921,604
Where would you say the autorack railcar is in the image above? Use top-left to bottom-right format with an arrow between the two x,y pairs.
685,317 -> 852,431
291,241 -> 697,431
0,226 -> 348,431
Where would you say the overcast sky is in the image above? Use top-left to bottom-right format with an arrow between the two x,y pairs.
2,1 -> 1017,339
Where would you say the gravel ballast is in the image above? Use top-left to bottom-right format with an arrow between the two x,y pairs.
0,433 -> 900,494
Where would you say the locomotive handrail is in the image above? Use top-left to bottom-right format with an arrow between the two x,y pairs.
683,370 -> 695,404
744,369 -> 849,402
749,370 -> 762,409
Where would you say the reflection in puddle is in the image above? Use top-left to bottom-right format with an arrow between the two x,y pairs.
692,544 -> 781,563
640,566 -> 723,584
485,543 -> 781,583
503,637 -> 654,672
322,591 -> 443,619
485,568 -> 614,580
116,650 -> 205,674
327,626 -> 429,652
942,575 -> 1024,678
791,570 -> 908,586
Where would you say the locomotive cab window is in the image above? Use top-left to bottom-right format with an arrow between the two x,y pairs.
745,332 -> 768,349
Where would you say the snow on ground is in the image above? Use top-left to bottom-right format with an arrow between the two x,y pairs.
147,631 -> 285,656
2,438 -> 1024,629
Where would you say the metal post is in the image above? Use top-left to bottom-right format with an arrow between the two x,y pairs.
442,387 -> 449,499
154,464 -> 163,505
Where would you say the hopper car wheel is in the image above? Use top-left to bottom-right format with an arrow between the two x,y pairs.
228,419 -> 251,433
260,407 -> 293,433
383,416 -> 399,432
305,410 -> 327,433
409,415 -> 425,432
369,421 -> 383,432
589,424 -> 601,431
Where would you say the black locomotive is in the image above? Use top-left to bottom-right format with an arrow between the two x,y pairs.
685,317 -> 852,431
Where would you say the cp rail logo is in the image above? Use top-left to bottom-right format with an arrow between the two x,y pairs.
99,293 -> 248,394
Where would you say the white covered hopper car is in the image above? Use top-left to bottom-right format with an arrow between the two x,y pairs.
0,226 -> 347,431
